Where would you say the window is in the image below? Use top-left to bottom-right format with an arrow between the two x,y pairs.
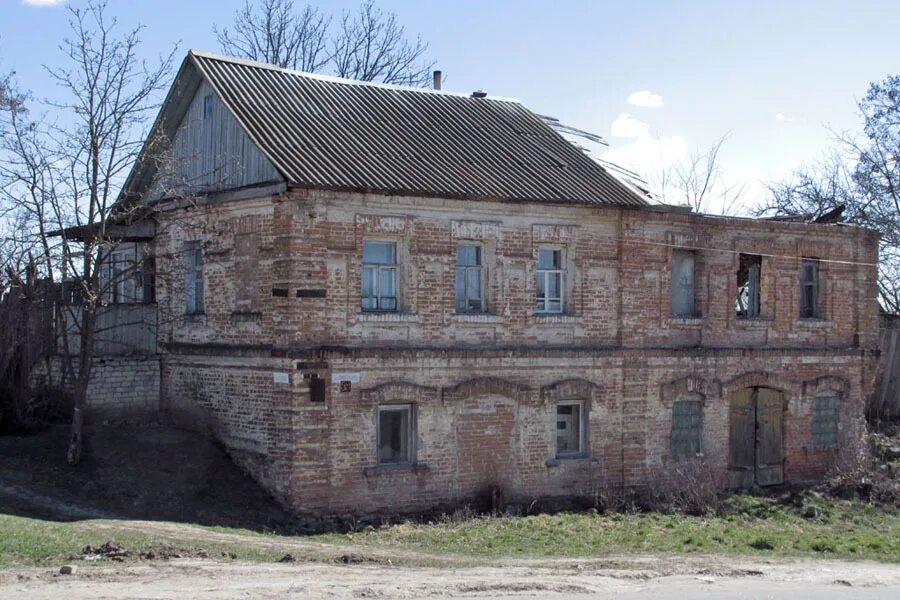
670,398 -> 703,457
800,258 -> 820,319
361,241 -> 398,311
812,392 -> 839,448
184,242 -> 204,314
377,405 -> 414,465
555,401 -> 584,457
102,247 -> 140,304
455,244 -> 484,313
736,254 -> 762,319
203,93 -> 214,119
671,250 -> 696,317
536,248 -> 564,314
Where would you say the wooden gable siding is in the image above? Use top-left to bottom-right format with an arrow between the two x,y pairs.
149,79 -> 282,200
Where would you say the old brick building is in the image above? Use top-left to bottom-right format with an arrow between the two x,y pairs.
111,52 -> 879,517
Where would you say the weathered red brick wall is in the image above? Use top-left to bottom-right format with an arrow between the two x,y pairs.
154,188 -> 879,517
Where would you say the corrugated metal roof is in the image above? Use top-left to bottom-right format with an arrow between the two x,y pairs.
187,51 -> 647,208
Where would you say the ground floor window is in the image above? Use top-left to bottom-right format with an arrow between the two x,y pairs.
555,401 -> 584,457
670,397 -> 703,457
377,405 -> 414,465
812,392 -> 839,448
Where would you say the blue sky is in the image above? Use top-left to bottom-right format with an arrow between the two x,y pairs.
3,0 -> 900,212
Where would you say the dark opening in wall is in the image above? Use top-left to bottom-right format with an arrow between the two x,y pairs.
736,254 -> 762,319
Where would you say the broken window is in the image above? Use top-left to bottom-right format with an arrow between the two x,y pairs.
736,254 -> 762,319
670,397 -> 703,457
536,248 -> 564,314
800,258 -> 821,319
670,250 -> 696,317
555,401 -> 584,457
377,405 -> 414,465
455,244 -> 484,313
812,392 -> 839,448
361,241 -> 398,312
184,241 -> 205,314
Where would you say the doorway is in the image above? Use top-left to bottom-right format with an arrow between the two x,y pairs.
729,387 -> 785,487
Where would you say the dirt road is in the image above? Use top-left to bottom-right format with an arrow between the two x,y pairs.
3,555 -> 899,599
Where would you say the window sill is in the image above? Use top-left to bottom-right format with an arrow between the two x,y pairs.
363,463 -> 429,477
666,317 -> 703,327
357,312 -> 420,323
533,314 -> 580,324
452,312 -> 503,323
183,313 -> 207,326
734,317 -> 771,328
796,318 -> 831,328
546,454 -> 589,467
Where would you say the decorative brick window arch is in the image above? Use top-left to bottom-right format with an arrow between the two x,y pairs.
660,375 -> 720,408
441,377 -> 531,404
540,378 -> 601,406
359,381 -> 439,407
801,375 -> 850,401
724,371 -> 799,398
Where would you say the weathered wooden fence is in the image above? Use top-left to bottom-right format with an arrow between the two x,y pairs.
873,314 -> 900,421
58,304 -> 157,356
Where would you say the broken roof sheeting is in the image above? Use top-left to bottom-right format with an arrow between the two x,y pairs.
189,51 -> 647,207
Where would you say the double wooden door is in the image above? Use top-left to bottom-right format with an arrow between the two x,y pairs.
729,387 -> 784,487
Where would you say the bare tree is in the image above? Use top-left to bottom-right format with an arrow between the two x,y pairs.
657,134 -> 745,215
0,1 -> 174,462
214,0 -> 330,72
215,0 -> 435,86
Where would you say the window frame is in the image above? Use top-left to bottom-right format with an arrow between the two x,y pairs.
670,249 -> 697,318
736,253 -> 762,319
184,241 -> 205,315
811,392 -> 839,448
670,397 -> 703,458
455,243 -> 485,313
376,404 -> 416,466
536,247 -> 565,315
202,93 -> 214,119
361,240 -> 400,313
555,399 -> 586,458
102,247 -> 136,305
800,257 -> 821,319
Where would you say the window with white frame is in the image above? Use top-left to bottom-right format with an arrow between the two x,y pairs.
184,241 -> 204,314
812,392 -> 839,448
455,244 -> 484,313
361,241 -> 398,311
670,397 -> 703,457
555,400 -> 584,457
536,248 -> 564,314
377,404 -> 414,465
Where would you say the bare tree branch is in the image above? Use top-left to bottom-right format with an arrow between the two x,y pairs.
655,133 -> 745,215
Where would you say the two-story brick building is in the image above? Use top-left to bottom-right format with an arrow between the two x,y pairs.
110,51 -> 880,518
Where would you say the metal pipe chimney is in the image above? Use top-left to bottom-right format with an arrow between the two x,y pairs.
433,70 -> 442,91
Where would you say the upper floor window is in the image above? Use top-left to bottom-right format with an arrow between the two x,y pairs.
671,249 -> 696,317
800,258 -> 821,319
203,93 -> 214,119
536,248 -> 564,314
377,404 -> 414,465
736,253 -> 762,319
102,248 -> 134,305
184,241 -> 204,314
455,244 -> 484,313
362,241 -> 398,312
555,400 -> 585,457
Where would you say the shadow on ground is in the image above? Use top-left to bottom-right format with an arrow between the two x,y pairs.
0,423 -> 296,533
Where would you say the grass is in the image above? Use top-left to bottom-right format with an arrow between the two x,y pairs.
1,494 -> 899,569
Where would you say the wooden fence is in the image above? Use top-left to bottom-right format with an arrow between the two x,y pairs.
873,313 -> 900,420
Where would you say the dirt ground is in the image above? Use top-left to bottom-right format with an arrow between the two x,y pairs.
2,555 -> 900,599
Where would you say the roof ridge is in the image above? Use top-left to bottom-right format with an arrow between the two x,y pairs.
188,49 -> 521,103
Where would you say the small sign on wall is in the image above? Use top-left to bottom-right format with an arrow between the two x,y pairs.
273,372 -> 290,385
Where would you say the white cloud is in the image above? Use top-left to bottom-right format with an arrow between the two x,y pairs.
610,113 -> 650,138
22,0 -> 66,6
775,112 -> 796,123
627,90 -> 664,108
603,113 -> 688,180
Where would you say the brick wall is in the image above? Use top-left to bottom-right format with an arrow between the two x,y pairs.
153,187 -> 880,518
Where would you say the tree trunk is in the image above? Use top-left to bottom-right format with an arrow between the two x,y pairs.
67,405 -> 83,466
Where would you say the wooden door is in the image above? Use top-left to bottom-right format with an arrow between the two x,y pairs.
755,388 -> 784,486
728,387 -> 784,487
729,388 -> 756,488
